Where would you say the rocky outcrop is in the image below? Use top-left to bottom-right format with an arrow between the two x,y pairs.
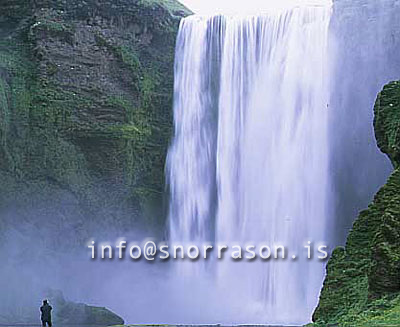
0,0 -> 191,246
313,82 -> 400,326
374,82 -> 400,169
0,289 -> 124,325
47,289 -> 124,325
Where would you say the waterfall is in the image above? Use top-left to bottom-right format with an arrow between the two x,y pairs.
167,3 -> 332,325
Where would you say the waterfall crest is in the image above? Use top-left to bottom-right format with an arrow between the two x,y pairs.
167,4 -> 332,325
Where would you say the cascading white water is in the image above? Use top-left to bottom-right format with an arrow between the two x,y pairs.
167,3 -> 332,325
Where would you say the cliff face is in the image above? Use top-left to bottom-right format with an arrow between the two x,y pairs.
313,81 -> 400,326
0,0 -> 190,243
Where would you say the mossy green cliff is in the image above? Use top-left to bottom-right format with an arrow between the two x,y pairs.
0,0 -> 190,244
313,81 -> 400,326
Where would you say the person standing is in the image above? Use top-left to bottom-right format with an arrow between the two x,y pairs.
40,299 -> 52,327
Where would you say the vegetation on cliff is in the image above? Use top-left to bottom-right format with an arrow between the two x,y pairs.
313,81 -> 400,326
0,0 -> 190,246
0,1 -> 191,323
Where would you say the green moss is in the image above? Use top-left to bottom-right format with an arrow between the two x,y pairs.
138,0 -> 192,16
313,296 -> 400,327
0,78 -> 10,147
116,45 -> 142,76
374,81 -> 400,168
314,169 -> 400,325
314,82 -> 400,326
352,296 -> 400,327
0,0 -> 185,233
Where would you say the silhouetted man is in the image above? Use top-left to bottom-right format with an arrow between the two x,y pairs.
40,300 -> 52,327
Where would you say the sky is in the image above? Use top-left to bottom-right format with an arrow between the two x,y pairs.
178,0 -> 331,15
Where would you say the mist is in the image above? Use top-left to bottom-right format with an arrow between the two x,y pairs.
0,217 -> 270,324
1,0 -> 400,326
